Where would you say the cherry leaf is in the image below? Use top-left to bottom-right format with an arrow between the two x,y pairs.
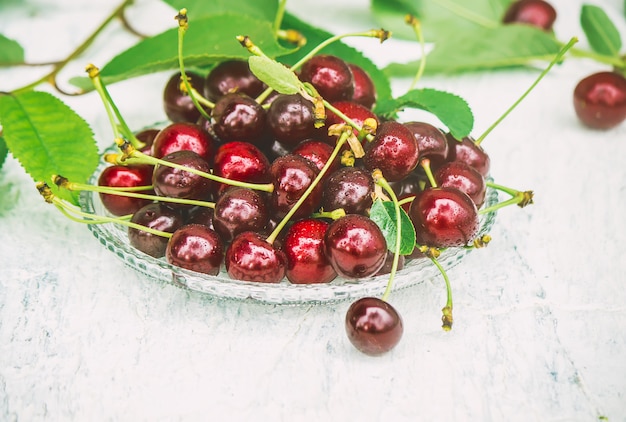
69,13 -> 294,91
0,91 -> 98,205
0,33 -> 24,65
371,0 -> 512,42
580,4 -> 623,57
0,135 -> 8,171
279,12 -> 393,105
162,0 -> 279,23
384,25 -> 561,75
375,88 -> 473,139
369,199 -> 416,256
248,55 -> 302,94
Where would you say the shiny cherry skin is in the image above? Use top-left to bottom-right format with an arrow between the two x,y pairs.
128,203 -> 185,258
166,223 -> 224,275
573,71 -> 626,130
212,141 -> 271,196
323,100 -> 379,144
212,187 -> 269,243
211,92 -> 267,145
434,161 -> 486,208
299,54 -> 354,102
324,214 -> 387,279
445,133 -> 491,178
363,120 -> 420,182
163,71 -> 207,123
98,164 -> 154,216
282,218 -> 337,284
266,93 -> 317,146
502,0 -> 557,31
204,59 -> 265,102
345,297 -> 403,356
404,121 -> 448,163
186,206 -> 215,229
408,187 -> 480,248
225,231 -> 287,283
322,166 -> 374,216
269,154 -> 323,221
152,150 -> 213,202
151,122 -> 215,164
134,128 -> 159,156
348,63 -> 376,109
291,139 -> 339,181
375,251 -> 405,276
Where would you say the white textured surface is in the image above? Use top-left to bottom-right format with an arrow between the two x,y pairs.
1,0 -> 626,420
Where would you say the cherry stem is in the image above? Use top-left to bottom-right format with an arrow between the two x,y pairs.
86,64 -> 145,150
479,181 -> 533,214
430,256 -> 453,331
475,36 -> 578,146
265,130 -> 350,245
420,158 -> 438,187
56,176 -> 216,209
36,182 -> 172,238
322,100 -> 376,143
272,0 -> 288,36
10,0 -> 135,96
372,170 -> 403,303
176,9 -> 215,122
567,45 -> 625,69
397,195 -> 416,207
111,141 -> 275,193
311,208 -> 346,220
406,15 -> 426,91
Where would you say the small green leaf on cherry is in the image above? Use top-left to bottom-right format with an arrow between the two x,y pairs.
0,33 -> 24,65
580,4 -> 623,57
248,55 -> 302,95
0,91 -> 99,205
375,88 -> 474,139
369,199 -> 416,256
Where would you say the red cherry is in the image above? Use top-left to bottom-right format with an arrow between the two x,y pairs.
363,120 -> 420,182
299,54 -> 354,102
166,224 -> 224,275
573,71 -> 626,130
434,161 -> 486,208
502,0 -> 557,31
98,164 -> 154,216
445,134 -> 491,178
225,231 -> 287,283
345,297 -> 403,356
151,122 -> 215,165
348,63 -> 377,109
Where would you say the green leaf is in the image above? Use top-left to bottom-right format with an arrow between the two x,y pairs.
580,4 -> 622,57
248,55 -> 302,94
384,25 -> 561,76
0,134 -> 8,170
369,199 -> 416,255
279,12 -> 393,105
70,13 -> 295,90
0,33 -> 24,65
162,0 -> 279,23
375,88 -> 473,139
0,91 -> 99,205
371,0 -> 512,42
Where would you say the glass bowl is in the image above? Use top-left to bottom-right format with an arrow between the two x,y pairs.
80,147 -> 498,305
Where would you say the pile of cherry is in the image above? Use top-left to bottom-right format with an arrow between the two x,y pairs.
94,54 -> 494,356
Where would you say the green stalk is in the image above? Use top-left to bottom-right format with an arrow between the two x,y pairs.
406,15 -> 427,91
430,256 -> 453,331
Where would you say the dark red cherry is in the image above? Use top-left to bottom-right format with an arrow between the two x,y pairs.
134,128 -> 159,155
98,164 -> 154,216
225,231 -> 287,283
573,71 -> 626,130
185,206 -> 215,229
204,59 -> 265,102
434,161 -> 486,208
211,92 -> 267,145
128,203 -> 185,258
212,141 -> 271,195
152,150 -> 213,202
151,122 -> 215,164
324,100 -> 379,144
163,71 -> 207,123
299,54 -> 354,102
212,187 -> 269,243
502,0 -> 557,31
345,297 -> 403,356
445,134 -> 491,178
322,166 -> 374,216
363,120 -> 420,182
291,139 -> 339,178
348,63 -> 376,109
269,154 -> 323,221
404,121 -> 448,163
266,93 -> 317,146
408,187 -> 479,248
282,218 -> 337,284
324,214 -> 387,279
166,224 -> 224,276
